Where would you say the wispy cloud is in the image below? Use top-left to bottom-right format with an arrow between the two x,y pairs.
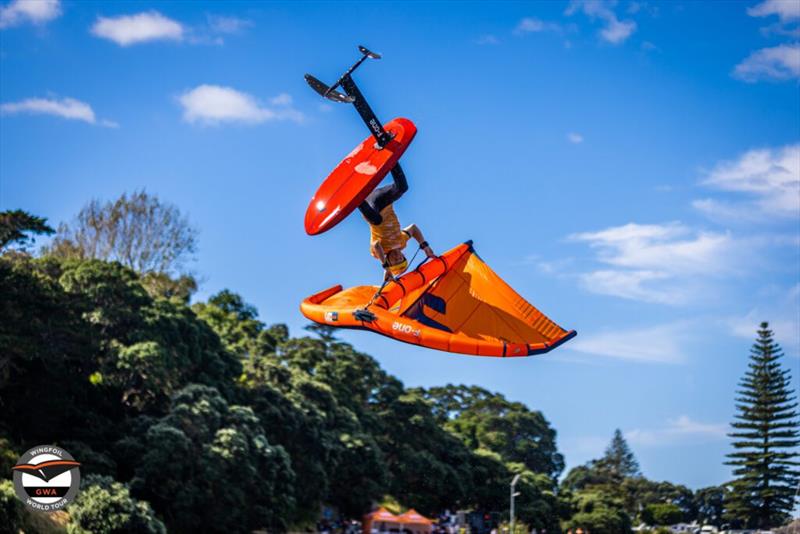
735,1 -> 800,82
1,96 -> 118,127
569,321 -> 691,363
626,415 -> 727,446
567,132 -> 584,144
694,143 -> 800,220
570,222 -> 739,304
475,34 -> 500,45
514,17 -> 563,35
577,269 -> 679,304
91,11 -> 183,46
748,0 -> 800,23
733,43 -> 800,82
0,0 -> 60,29
206,14 -> 252,35
91,10 -> 253,47
565,0 -> 636,44
178,85 -> 304,126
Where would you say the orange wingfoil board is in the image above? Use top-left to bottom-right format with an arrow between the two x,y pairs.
305,117 -> 417,236
300,241 -> 577,357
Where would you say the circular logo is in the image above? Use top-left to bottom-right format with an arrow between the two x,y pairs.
12,445 -> 81,512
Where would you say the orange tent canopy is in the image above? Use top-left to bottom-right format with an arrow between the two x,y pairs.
365,507 -> 401,522
397,509 -> 433,525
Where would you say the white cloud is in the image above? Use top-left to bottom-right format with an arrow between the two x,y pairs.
569,321 -> 691,363
514,17 -> 563,35
206,14 -> 252,34
626,415 -> 727,446
91,11 -> 183,46
696,143 -> 800,219
569,222 -> 740,304
269,93 -> 293,106
567,132 -> 584,144
178,85 -> 304,125
566,0 -> 637,44
0,96 -> 117,127
748,0 -> 800,22
0,0 -> 60,29
578,269 -> 681,304
476,34 -> 499,45
572,223 -> 736,275
733,43 -> 800,82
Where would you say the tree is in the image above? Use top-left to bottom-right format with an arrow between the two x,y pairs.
419,384 -> 565,479
67,475 -> 166,534
597,429 -> 641,480
0,209 -> 54,250
130,385 -> 295,532
193,290 -> 279,359
642,502 -> 683,526
693,486 -> 726,527
725,322 -> 799,528
0,480 -> 24,533
47,190 -> 197,276
563,490 -> 632,534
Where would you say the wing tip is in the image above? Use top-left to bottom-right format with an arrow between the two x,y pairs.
527,329 -> 577,356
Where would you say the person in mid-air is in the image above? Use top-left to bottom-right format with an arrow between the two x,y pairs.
359,166 -> 435,280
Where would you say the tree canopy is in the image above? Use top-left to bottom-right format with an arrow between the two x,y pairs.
0,209 -> 54,250
725,322 -> 799,529
0,206 -> 791,532
47,190 -> 198,276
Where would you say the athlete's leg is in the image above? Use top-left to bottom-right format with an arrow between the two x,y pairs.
359,166 -> 409,224
358,201 -> 381,225
372,166 -> 409,213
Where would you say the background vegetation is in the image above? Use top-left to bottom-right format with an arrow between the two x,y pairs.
0,195 -> 796,533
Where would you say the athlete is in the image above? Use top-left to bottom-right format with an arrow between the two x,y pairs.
359,166 -> 435,280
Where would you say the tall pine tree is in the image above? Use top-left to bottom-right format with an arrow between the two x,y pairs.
598,429 -> 641,480
726,322 -> 799,528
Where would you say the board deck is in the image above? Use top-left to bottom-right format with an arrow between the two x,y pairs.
304,117 -> 417,235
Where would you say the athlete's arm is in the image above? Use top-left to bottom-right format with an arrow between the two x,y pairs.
404,224 -> 435,258
372,241 -> 396,280
372,241 -> 387,264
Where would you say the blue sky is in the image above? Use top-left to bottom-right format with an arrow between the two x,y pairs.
1,0 -> 799,491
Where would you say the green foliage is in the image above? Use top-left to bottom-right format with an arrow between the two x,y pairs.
67,475 -> 165,534
0,438 -> 19,474
140,272 -> 197,303
0,209 -> 54,250
419,384 -> 564,479
598,429 -> 640,479
563,490 -> 632,534
128,385 -> 295,532
5,207 -> 776,532
642,502 -> 683,526
561,433 -> 696,525
193,290 -> 278,359
0,479 -> 24,533
725,322 -> 800,529
693,485 -> 726,527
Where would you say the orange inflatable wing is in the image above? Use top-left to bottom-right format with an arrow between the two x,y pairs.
300,241 -> 576,357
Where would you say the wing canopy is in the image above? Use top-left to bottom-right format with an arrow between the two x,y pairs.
300,242 -> 576,357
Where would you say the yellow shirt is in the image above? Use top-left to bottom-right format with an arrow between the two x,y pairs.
368,204 -> 409,258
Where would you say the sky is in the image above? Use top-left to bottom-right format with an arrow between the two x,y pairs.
1,0 -> 799,491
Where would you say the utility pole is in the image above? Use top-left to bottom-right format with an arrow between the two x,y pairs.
510,474 -> 521,534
